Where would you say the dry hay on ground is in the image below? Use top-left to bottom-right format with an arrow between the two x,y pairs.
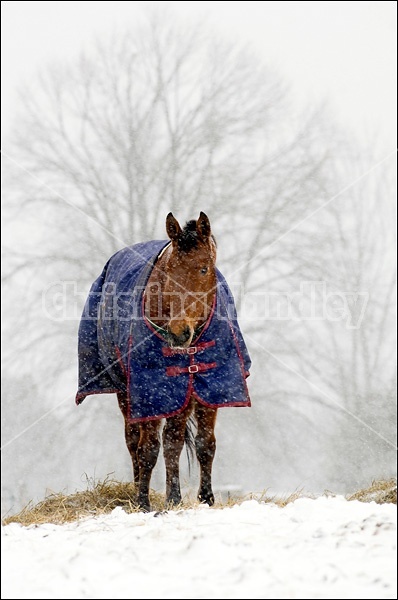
2,477 -> 396,527
346,478 -> 397,505
2,478 -> 165,527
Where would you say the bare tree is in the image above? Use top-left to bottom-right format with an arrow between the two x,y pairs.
3,13 -> 335,382
239,155 -> 397,492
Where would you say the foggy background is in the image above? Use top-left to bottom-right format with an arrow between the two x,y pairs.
2,1 -> 396,515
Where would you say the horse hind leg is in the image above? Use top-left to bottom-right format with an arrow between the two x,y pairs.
118,393 -> 140,484
194,401 -> 217,506
124,422 -> 140,484
163,403 -> 193,508
136,420 -> 161,512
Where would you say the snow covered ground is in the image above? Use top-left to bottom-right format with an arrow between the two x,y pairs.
2,496 -> 396,599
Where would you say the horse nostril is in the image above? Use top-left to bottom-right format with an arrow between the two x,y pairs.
175,327 -> 191,345
182,326 -> 191,342
168,326 -> 192,347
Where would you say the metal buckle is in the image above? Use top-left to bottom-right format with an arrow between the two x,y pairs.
188,364 -> 199,373
187,346 -> 197,355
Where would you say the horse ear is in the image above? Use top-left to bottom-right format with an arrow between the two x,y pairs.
197,211 -> 211,240
166,212 -> 182,242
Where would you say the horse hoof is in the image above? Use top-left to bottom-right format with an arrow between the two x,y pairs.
165,489 -> 183,508
165,497 -> 182,510
198,492 -> 215,506
137,496 -> 151,513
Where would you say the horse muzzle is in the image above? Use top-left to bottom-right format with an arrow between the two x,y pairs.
166,323 -> 194,348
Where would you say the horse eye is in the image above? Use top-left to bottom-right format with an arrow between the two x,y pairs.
200,267 -> 208,275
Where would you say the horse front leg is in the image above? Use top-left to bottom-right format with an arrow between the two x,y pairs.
117,393 -> 140,484
194,401 -> 217,506
163,403 -> 193,508
137,420 -> 161,512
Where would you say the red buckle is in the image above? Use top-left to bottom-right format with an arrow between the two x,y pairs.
187,346 -> 197,354
188,364 -> 199,373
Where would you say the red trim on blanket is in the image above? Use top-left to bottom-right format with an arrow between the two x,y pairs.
228,322 -> 251,405
190,389 -> 251,409
142,303 -> 167,341
115,346 -> 127,377
125,334 -> 133,418
193,294 -> 216,342
75,388 -> 121,405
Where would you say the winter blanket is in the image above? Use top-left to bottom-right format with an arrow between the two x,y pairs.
76,240 -> 251,422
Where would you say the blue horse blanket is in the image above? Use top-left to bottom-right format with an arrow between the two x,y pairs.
76,240 -> 251,422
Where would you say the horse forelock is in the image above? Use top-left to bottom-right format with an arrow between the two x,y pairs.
178,221 -> 199,252
177,220 -> 217,253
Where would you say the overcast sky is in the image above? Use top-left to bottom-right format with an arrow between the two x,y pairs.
2,1 -> 397,152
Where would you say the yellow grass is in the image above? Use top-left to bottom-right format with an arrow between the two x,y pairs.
2,476 -> 396,527
346,477 -> 397,505
2,477 -> 162,527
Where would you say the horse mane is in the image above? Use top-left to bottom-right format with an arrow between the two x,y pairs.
178,220 -> 217,252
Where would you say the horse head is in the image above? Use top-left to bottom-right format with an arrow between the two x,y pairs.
162,211 -> 217,348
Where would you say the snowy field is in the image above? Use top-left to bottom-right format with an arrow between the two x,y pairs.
2,496 -> 396,599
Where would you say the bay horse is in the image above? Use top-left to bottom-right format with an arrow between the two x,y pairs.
76,212 -> 251,512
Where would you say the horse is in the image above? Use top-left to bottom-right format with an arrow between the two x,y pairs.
76,212 -> 251,512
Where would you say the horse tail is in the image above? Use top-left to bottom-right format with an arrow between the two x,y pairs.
185,415 -> 196,474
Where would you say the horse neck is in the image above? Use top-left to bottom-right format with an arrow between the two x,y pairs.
144,246 -> 172,325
